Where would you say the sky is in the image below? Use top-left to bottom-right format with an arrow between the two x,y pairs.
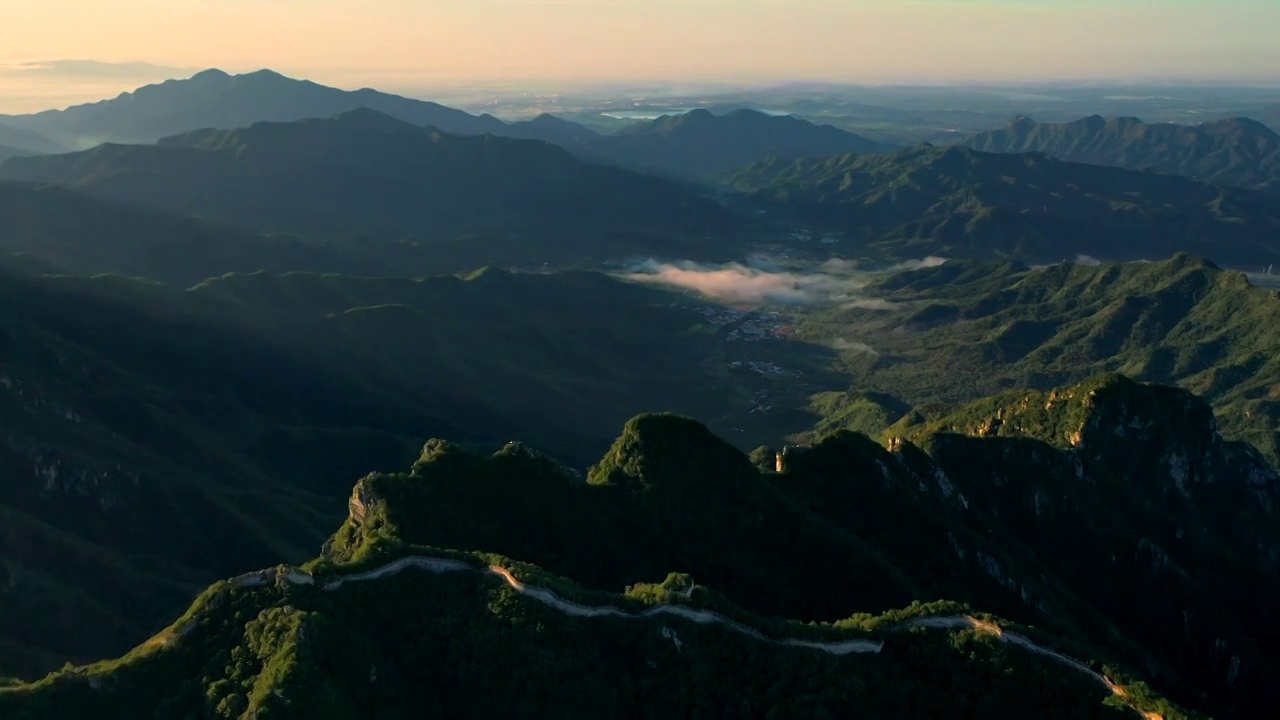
1,0 -> 1278,112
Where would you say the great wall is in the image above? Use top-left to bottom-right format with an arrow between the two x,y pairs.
203,554 -> 1161,719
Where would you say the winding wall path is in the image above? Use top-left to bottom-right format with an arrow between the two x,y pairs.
216,556 -> 1158,718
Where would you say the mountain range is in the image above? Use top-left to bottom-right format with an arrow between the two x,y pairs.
9,105 -> 1280,274
960,115 -> 1280,192
3,64 -> 1280,720
728,144 -> 1280,265
0,109 -> 735,261
6,382 -> 1275,717
0,69 -> 888,179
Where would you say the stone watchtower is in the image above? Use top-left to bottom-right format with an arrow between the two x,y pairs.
775,445 -> 808,474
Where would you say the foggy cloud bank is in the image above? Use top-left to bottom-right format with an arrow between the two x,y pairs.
618,256 -> 947,306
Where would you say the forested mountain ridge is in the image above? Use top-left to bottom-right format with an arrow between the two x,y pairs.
7,381 -> 1262,718
328,400 -> 1276,718
727,144 -> 1280,265
960,115 -> 1280,192
1,406 -> 1226,719
0,548 -> 1184,719
0,109 -> 736,263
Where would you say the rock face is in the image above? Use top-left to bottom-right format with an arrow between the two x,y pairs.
347,481 -> 378,525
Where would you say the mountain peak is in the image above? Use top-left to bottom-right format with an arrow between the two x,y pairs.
236,68 -> 289,82
1167,251 -> 1220,270
662,108 -> 717,129
190,68 -> 231,81
723,108 -> 771,120
1108,116 -> 1144,127
588,413 -> 753,490
330,107 -> 418,132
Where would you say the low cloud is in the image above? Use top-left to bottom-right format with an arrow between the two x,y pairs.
618,256 -> 936,308
1075,254 -> 1102,266
622,259 -> 834,304
885,256 -> 948,272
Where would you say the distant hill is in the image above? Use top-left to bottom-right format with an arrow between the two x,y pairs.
0,109 -> 734,259
960,115 -> 1280,192
502,112 -> 603,152
728,144 -> 1280,266
0,123 -> 64,155
0,69 -> 510,149
595,108 -> 890,178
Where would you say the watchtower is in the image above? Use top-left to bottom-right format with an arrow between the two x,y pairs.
775,445 -> 809,474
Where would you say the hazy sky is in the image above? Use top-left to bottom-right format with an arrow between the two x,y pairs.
2,0 -> 1278,112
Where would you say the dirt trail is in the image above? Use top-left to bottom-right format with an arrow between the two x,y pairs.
209,556 -> 1157,718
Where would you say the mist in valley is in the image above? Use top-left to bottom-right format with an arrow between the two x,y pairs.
616,255 -> 946,308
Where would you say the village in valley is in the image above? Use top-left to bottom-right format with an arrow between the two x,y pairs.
687,305 -> 798,343
676,302 -> 822,422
